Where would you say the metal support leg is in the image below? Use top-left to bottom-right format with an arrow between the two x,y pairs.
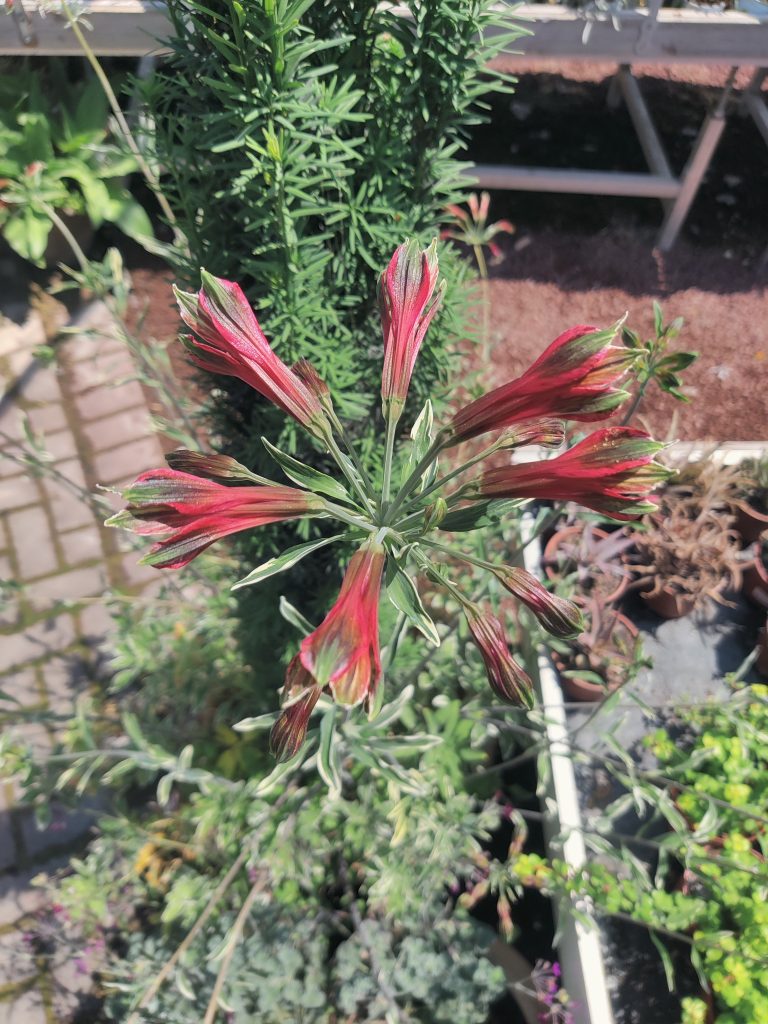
617,66 -> 676,213
743,68 -> 768,148
656,68 -> 737,252
606,66 -> 623,112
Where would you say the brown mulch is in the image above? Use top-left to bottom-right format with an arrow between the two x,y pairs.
483,227 -> 768,442
124,63 -> 768,443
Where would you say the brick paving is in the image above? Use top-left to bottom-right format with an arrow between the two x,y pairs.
0,300 -> 165,1022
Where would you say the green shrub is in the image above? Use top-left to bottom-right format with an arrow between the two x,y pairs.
144,0 -> 522,467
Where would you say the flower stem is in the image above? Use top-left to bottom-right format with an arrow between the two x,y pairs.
398,440 -> 498,514
384,433 -> 447,525
325,429 -> 376,516
322,500 -> 377,534
620,377 -> 650,426
37,201 -> 89,274
380,414 -> 399,510
61,0 -> 183,246
422,538 -> 496,573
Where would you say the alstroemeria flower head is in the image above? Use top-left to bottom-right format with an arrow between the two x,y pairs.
107,468 -> 324,569
441,191 -> 514,262
175,272 -> 332,441
474,427 -> 669,521
447,323 -> 633,445
463,603 -> 533,708
299,540 -> 385,708
379,239 -> 444,421
270,656 -> 321,762
489,566 -> 583,638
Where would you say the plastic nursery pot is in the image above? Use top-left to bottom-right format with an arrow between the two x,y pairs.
552,612 -> 639,702
733,499 -> 768,546
743,552 -> 768,610
542,525 -> 629,605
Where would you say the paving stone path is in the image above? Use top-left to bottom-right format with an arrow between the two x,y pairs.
0,301 -> 165,1023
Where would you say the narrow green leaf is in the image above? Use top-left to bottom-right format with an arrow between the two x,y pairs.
279,596 -> 315,636
364,684 -> 415,729
649,932 -> 675,992
253,745 -> 308,797
232,711 -> 278,733
653,301 -> 664,337
439,498 -> 523,533
156,773 -> 173,806
400,399 -> 434,488
232,533 -> 344,591
262,437 -> 352,502
385,562 -> 439,647
317,706 -> 342,796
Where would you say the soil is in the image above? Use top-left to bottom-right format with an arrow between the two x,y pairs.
60,63 -> 768,445
464,64 -> 768,442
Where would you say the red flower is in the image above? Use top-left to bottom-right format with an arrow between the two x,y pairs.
447,324 -> 632,444
379,239 -> 444,420
299,541 -> 385,707
475,427 -> 668,521
109,468 -> 324,569
270,656 -> 322,762
463,603 -> 533,708
175,272 -> 331,440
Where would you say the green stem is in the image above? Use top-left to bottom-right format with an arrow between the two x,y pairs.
384,433 -> 447,525
422,538 -> 496,574
398,440 -> 498,514
61,1 -> 182,245
332,414 -> 376,497
322,501 -> 377,534
38,201 -> 89,273
380,414 -> 399,510
325,429 -> 376,516
620,378 -> 650,427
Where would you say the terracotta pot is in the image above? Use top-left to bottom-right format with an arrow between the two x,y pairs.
642,565 -> 742,619
734,499 -> 768,546
552,612 -> 639,702
542,525 -> 629,605
642,586 -> 697,620
743,555 -> 768,610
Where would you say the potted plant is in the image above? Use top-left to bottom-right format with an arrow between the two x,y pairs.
549,596 -> 645,701
743,537 -> 768,610
0,66 -> 152,266
542,519 -> 634,605
632,472 -> 742,618
730,456 -> 768,545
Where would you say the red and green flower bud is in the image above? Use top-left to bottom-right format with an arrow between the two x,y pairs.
463,603 -> 534,708
423,496 -> 448,531
379,238 -> 443,422
490,566 -> 583,638
292,358 -> 335,419
164,449 -> 268,484
270,656 -> 321,762
175,272 -> 332,441
299,541 -> 386,708
476,427 -> 668,522
447,323 -> 633,445
495,419 -> 566,452
107,468 -> 323,569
